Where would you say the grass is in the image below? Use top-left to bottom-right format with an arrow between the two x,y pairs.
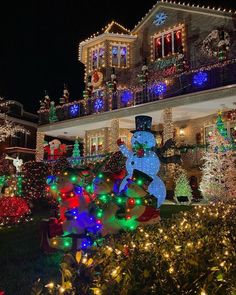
0,211 -> 62,295
0,205 -> 192,295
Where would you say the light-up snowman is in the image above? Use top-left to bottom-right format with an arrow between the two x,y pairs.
118,116 -> 166,207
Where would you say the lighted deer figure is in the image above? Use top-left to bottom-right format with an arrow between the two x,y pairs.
5,155 -> 23,173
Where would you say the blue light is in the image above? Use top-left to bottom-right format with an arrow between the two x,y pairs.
121,90 -> 133,104
193,71 -> 208,87
70,104 -> 79,116
46,175 -> 57,185
151,82 -> 167,96
74,185 -> 83,196
94,98 -> 104,111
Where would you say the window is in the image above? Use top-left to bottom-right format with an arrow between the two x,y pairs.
10,132 -> 27,147
111,44 -> 128,67
90,136 -> 104,155
90,46 -> 105,70
153,25 -> 184,60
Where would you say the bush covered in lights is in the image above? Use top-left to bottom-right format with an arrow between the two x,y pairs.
0,196 -> 30,226
36,199 -> 236,294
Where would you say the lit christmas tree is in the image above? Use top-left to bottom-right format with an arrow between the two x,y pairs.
71,139 -> 81,167
49,101 -> 58,123
216,111 -> 228,139
223,150 -> 236,198
174,171 -> 192,204
200,123 -> 234,200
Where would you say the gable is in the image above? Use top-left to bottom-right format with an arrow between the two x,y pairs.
132,1 -> 234,34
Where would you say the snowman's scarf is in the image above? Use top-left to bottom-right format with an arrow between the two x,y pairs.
132,142 -> 152,158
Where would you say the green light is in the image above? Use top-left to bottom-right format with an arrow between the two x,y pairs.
51,184 -> 57,191
117,197 -> 123,204
136,199 -> 142,205
129,225 -> 135,230
64,241 -> 70,247
100,195 -> 108,203
137,179 -> 143,186
71,175 -> 77,182
96,210 -> 103,218
58,197 -> 62,202
98,173 -> 103,178
86,185 -> 91,191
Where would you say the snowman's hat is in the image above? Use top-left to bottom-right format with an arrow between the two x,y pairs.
131,115 -> 156,134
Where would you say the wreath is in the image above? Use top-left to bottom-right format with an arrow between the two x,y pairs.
202,29 -> 230,57
91,70 -> 103,88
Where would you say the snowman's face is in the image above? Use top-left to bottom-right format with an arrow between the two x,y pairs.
131,131 -> 156,149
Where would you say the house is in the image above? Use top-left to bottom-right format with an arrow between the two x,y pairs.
37,1 -> 236,184
0,100 -> 38,161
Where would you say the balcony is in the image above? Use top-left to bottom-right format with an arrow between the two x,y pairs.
38,60 -> 236,125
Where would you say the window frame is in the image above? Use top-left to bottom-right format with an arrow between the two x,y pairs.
90,136 -> 104,155
151,24 -> 185,61
110,43 -> 129,68
89,44 -> 105,71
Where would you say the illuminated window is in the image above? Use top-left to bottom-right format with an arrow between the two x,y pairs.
111,45 -> 128,67
90,136 -> 104,155
90,46 -> 105,70
153,25 -> 184,59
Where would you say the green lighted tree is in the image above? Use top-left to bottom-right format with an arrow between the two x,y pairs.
216,111 -> 228,139
71,139 -> 81,167
49,101 -> 58,123
174,172 -> 192,205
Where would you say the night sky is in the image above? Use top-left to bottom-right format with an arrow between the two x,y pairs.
0,0 -> 235,113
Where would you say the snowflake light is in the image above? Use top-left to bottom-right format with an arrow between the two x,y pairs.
193,71 -> 208,87
70,104 -> 79,117
153,12 -> 167,26
94,98 -> 104,112
121,90 -> 133,104
151,82 -> 167,96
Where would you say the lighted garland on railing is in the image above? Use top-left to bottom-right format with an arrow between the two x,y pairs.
38,59 -> 236,118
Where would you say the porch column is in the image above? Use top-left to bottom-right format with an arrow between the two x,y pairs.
35,131 -> 45,162
84,131 -> 88,157
103,127 -> 109,153
110,119 -> 119,152
162,108 -> 175,179
163,108 -> 174,143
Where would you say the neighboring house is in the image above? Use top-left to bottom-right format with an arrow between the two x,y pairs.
0,100 -> 38,161
37,1 -> 236,183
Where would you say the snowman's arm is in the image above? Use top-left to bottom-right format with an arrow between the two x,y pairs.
119,144 -> 132,158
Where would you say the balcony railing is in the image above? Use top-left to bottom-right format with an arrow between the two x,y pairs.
38,60 -> 236,125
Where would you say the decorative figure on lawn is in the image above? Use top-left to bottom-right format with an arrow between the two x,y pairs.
44,139 -> 67,161
5,155 -> 23,173
117,115 -> 166,207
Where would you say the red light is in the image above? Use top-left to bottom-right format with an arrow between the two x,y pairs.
126,215 -> 131,220
128,198 -> 135,206
97,219 -> 102,224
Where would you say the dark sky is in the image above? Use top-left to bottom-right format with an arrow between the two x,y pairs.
0,0 -> 236,114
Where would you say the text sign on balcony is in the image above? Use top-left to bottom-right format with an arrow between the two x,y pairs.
150,56 -> 178,71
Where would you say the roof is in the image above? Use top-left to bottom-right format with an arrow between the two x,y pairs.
132,0 -> 236,33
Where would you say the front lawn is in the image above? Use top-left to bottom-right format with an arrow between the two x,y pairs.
0,205 -> 192,295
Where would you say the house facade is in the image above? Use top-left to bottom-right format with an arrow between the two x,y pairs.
37,1 -> 236,183
0,101 -> 38,161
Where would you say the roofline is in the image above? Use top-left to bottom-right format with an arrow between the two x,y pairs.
79,33 -> 137,62
132,0 -> 236,34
